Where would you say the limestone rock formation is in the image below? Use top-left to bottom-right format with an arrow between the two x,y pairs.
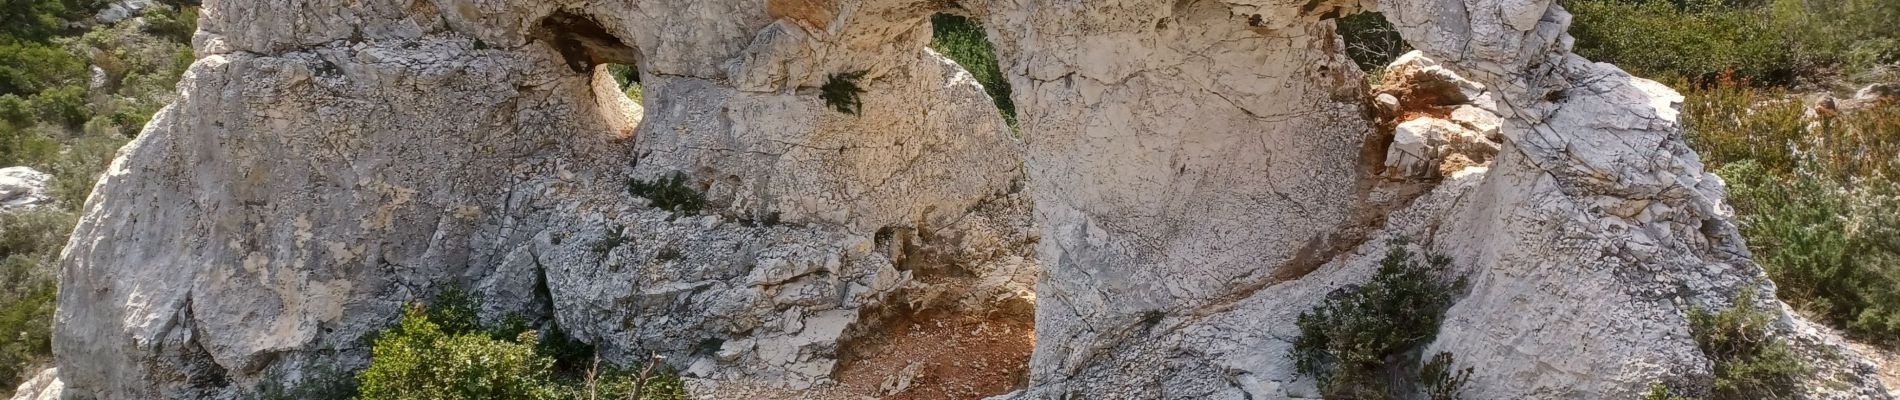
6,368 -> 61,400
41,0 -> 1893,399
53,0 -> 1027,397
0,167 -> 52,211
981,0 -> 1891,398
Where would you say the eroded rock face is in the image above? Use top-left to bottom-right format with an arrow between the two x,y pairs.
48,0 -> 1892,399
980,0 -> 1890,398
54,0 -> 1028,397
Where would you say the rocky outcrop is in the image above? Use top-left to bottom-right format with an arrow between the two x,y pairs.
54,0 -> 1027,397
45,0 -> 1891,399
0,167 -> 52,211
6,368 -> 61,400
982,0 -> 1890,398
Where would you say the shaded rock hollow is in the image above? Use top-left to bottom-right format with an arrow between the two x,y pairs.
27,0 -> 1893,399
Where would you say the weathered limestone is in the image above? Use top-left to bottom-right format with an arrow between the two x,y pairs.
0,167 -> 53,211
44,0 -> 1892,398
979,0 -> 1890,398
6,368 -> 61,400
54,0 -> 1026,397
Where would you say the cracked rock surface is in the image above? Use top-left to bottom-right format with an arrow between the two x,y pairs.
37,0 -> 1893,398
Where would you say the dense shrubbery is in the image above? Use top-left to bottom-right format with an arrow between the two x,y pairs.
0,210 -> 74,388
1687,288 -> 1811,399
1564,0 -> 1900,85
349,287 -> 686,400
1690,81 -> 1900,342
1290,241 -> 1471,399
929,13 -> 1016,127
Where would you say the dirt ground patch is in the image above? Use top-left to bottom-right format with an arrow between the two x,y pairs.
832,312 -> 1035,400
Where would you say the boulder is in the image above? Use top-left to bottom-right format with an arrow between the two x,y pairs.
0,167 -> 52,211
7,368 -> 61,400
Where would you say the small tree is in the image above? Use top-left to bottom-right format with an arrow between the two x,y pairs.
1290,240 -> 1469,399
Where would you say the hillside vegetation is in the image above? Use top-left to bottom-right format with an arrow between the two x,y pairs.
1563,0 -> 1900,343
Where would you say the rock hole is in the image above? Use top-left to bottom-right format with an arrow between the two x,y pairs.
591,64 -> 645,137
1334,11 -> 1412,76
930,13 -> 1019,128
536,11 -> 638,73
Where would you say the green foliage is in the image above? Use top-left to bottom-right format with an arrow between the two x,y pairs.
0,209 -> 75,390
1690,80 -> 1900,342
0,41 -> 87,97
1644,382 -> 1695,400
427,285 -> 484,336
820,70 -> 866,115
141,4 -> 198,43
1418,352 -> 1472,400
929,13 -> 1016,126
1335,12 -> 1411,73
0,0 -> 98,41
1687,288 -> 1811,399
357,306 -> 561,400
355,294 -> 686,400
1564,0 -> 1900,84
627,172 -> 705,215
605,63 -> 644,104
1290,241 -> 1468,399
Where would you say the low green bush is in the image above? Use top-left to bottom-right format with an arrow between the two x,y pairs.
929,13 -> 1016,127
1643,382 -> 1695,400
1690,80 -> 1900,342
1290,241 -> 1470,399
351,288 -> 686,400
0,209 -> 75,390
1687,288 -> 1810,399
357,306 -> 560,400
1564,0 -> 1900,84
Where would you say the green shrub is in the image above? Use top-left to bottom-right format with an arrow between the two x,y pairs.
1644,382 -> 1695,400
141,4 -> 198,43
1290,241 -> 1469,399
357,305 -> 561,400
1687,288 -> 1810,399
0,209 -> 76,390
0,41 -> 88,97
1694,82 -> 1900,342
1564,0 -> 1900,84
929,13 -> 1016,127
627,172 -> 705,215
355,294 -> 686,400
605,63 -> 643,104
1565,0 -> 1790,84
1418,352 -> 1473,400
819,70 -> 866,115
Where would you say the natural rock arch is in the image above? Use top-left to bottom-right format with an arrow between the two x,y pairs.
39,0 -> 1891,399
